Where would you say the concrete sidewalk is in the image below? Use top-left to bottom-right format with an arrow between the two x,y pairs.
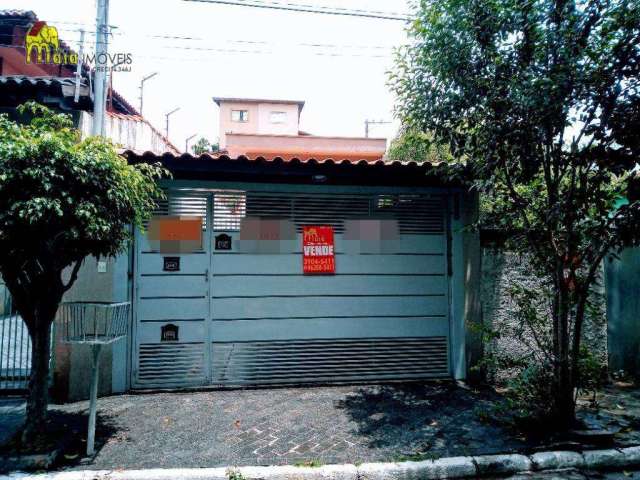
5,447 -> 640,479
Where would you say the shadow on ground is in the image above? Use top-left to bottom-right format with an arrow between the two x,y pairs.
0,405 -> 122,472
53,409 -> 123,470
333,381 -> 531,459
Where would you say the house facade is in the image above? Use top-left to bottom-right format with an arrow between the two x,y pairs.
213,97 -> 387,162
0,9 -> 482,398
53,150 -> 481,397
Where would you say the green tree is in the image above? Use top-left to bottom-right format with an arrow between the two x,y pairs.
392,0 -> 640,425
192,137 -> 219,155
387,128 -> 454,163
0,103 -> 165,442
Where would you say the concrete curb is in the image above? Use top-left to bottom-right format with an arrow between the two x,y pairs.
4,446 -> 640,480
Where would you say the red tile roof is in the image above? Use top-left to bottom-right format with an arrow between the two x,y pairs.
121,150 -> 467,187
121,149 -> 454,168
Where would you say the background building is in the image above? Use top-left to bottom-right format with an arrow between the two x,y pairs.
214,97 -> 387,162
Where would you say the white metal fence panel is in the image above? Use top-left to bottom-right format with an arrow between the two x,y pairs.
0,284 -> 31,391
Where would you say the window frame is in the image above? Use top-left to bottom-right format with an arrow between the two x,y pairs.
231,109 -> 249,123
269,111 -> 287,124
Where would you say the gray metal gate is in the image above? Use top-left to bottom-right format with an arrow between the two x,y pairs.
133,185 -> 452,388
0,283 -> 31,391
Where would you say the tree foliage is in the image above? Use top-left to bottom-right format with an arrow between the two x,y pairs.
387,128 -> 455,163
191,137 -> 219,155
391,0 -> 640,425
0,102 -> 166,441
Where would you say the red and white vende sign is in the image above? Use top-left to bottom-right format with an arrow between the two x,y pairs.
302,226 -> 336,274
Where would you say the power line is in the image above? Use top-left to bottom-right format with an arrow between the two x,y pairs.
244,0 -> 410,17
74,41 -> 393,57
75,43 -> 392,59
0,17 -> 401,50
51,30 -> 396,58
3,39 -> 391,60
0,17 -> 399,60
183,0 -> 411,21
54,26 -> 396,50
0,23 -> 396,52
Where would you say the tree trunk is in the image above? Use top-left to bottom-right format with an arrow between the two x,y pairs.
555,357 -> 576,426
552,267 -> 576,427
21,320 -> 52,443
2,266 -> 66,444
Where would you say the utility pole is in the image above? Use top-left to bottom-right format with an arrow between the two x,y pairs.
185,134 -> 197,154
73,29 -> 85,103
165,107 -> 180,139
139,72 -> 158,116
107,57 -> 127,112
92,0 -> 110,136
364,119 -> 391,138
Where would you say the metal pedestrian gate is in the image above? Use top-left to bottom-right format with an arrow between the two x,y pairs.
132,185 -> 453,388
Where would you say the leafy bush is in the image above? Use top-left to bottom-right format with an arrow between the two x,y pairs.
498,363 -> 557,431
478,278 -> 607,430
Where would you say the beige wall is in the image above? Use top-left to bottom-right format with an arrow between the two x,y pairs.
256,103 -> 300,136
218,101 -> 300,148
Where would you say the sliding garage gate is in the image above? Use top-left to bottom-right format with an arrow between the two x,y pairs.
133,186 -> 452,388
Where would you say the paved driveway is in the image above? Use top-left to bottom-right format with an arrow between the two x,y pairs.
2,382 -> 640,471
54,382 -> 527,469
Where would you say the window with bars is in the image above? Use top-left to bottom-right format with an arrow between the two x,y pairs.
150,191 -> 445,235
244,193 -> 445,234
149,193 -> 208,230
213,192 -> 247,231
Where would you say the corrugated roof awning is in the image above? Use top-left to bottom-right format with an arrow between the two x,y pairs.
122,150 -> 468,188
0,75 -> 92,111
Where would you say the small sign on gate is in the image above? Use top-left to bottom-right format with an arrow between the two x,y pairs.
215,233 -> 232,250
302,226 -> 335,274
161,323 -> 179,342
163,256 -> 180,272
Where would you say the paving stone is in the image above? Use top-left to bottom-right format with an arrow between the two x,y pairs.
474,453 -> 533,476
531,451 -> 585,470
582,449 -> 626,469
429,456 -> 478,479
621,446 -> 640,466
291,438 -> 321,454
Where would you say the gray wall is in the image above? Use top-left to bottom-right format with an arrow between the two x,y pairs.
606,248 -> 640,377
481,246 -> 607,382
54,253 -> 130,401
461,192 -> 483,383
